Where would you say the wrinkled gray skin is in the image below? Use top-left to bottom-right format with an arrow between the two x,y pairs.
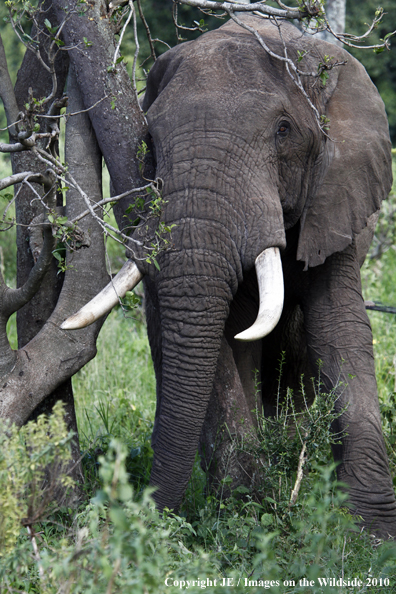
134,16 -> 395,537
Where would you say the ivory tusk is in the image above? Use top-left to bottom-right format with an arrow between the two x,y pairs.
61,260 -> 143,330
234,247 -> 284,342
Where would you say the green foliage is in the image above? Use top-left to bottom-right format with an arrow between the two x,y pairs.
3,314 -> 395,591
360,156 -> 396,496
48,211 -> 88,273
346,0 -> 396,143
73,308 -> 155,494
1,430 -> 395,593
0,401 -> 74,556
137,0 -> 222,54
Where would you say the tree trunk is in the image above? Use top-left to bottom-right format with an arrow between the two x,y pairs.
0,1 -> 147,432
9,1 -> 84,489
51,0 -> 151,236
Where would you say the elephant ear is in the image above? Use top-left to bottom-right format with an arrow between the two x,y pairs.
297,49 -> 392,269
142,43 -> 189,112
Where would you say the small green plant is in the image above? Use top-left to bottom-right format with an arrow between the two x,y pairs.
317,54 -> 334,85
320,114 -> 331,131
0,401 -> 75,556
136,140 -> 150,178
222,360 -> 348,523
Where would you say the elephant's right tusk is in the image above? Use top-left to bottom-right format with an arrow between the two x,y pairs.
234,247 -> 284,342
61,260 -> 143,330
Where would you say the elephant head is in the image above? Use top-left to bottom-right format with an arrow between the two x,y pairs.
63,17 -> 395,536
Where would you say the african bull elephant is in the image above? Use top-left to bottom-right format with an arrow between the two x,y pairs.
63,16 -> 396,537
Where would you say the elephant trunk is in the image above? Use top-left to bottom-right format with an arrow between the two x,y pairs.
149,247 -> 236,510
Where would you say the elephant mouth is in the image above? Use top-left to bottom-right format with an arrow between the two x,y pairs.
61,247 -> 284,341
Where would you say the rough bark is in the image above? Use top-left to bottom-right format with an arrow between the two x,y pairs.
51,0 -> 150,236
9,0 -> 83,486
0,33 -> 20,137
12,0 -> 69,349
0,1 -> 146,431
0,61 -> 107,421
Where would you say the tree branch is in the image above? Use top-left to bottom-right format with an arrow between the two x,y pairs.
3,220 -> 54,318
176,0 -> 303,20
0,33 -> 20,139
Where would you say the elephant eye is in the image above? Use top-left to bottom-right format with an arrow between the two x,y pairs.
277,121 -> 290,138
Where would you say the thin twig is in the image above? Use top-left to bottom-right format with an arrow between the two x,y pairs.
228,11 -> 331,136
71,183 -> 153,223
176,0 -> 302,20
131,0 -> 140,102
38,95 -> 109,120
106,558 -> 121,594
26,525 -> 44,579
341,534 -> 347,579
289,439 -> 307,507
112,2 -> 134,70
136,0 -> 156,62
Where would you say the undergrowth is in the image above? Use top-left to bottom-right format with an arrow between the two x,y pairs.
1,367 -> 396,593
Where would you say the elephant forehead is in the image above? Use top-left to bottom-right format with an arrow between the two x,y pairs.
147,38 -> 301,123
163,43 -> 288,99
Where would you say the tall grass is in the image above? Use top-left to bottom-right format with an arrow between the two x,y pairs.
73,304 -> 156,444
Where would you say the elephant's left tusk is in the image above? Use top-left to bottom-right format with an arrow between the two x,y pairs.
61,260 -> 143,330
234,247 -> 284,342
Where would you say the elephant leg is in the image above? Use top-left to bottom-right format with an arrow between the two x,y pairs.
224,267 -> 264,416
260,303 -> 316,417
199,336 -> 262,496
303,244 -> 396,537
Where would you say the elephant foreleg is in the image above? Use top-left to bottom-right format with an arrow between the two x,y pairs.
303,244 -> 396,538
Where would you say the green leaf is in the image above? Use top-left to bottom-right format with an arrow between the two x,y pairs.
91,489 -> 108,506
221,475 -> 233,485
319,71 -> 329,85
21,33 -> 39,46
261,513 -> 274,527
233,485 -> 250,495
264,496 -> 277,504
